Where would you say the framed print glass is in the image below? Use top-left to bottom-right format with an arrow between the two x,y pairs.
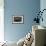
12,16 -> 24,24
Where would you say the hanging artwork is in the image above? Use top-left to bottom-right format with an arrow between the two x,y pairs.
12,16 -> 24,24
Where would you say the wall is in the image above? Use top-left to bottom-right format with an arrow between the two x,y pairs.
40,0 -> 46,27
4,0 -> 40,42
0,0 -> 4,42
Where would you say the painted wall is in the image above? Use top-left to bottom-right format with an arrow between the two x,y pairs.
0,0 -> 4,42
4,0 -> 40,42
40,0 -> 46,26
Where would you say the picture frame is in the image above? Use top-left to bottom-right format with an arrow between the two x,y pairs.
12,16 -> 24,24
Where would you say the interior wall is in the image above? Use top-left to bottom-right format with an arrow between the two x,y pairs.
40,0 -> 46,27
4,0 -> 40,42
0,0 -> 4,42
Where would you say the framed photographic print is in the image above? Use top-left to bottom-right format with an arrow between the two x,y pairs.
12,16 -> 24,24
